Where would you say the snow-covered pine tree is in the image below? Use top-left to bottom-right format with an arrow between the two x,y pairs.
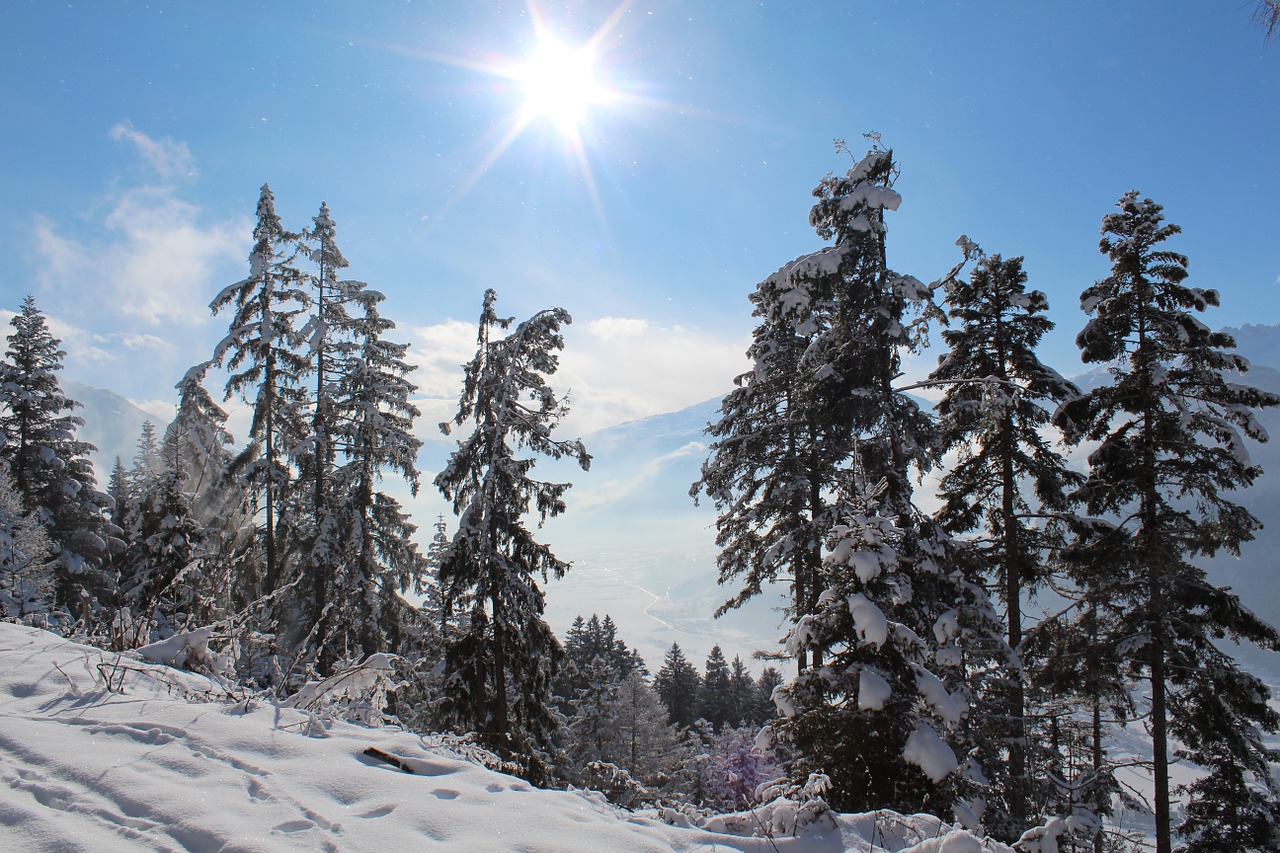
163,362 -> 257,651
0,296 -> 115,616
930,252 -> 1082,838
775,470 -> 964,817
295,203 -> 369,671
209,185 -> 310,597
0,465 -> 54,621
106,456 -> 130,533
610,670 -> 681,788
691,217 -> 838,668
755,666 -> 783,726
654,643 -> 702,729
563,653 -> 623,776
1025,546 -> 1131,850
1053,191 -> 1280,853
1174,651 -> 1280,851
434,289 -> 590,781
322,285 -> 427,670
757,140 -> 998,818
116,447 -> 210,637
556,613 -> 644,709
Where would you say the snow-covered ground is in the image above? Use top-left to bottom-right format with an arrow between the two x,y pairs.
0,623 -> 1009,852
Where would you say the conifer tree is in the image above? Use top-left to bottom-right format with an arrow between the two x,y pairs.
0,296 -> 114,613
653,642 -> 702,729
322,286 -> 427,669
755,141 -> 996,817
700,645 -> 732,730
610,670 -> 680,786
726,655 -> 756,728
1054,191 -> 1280,853
296,203 -> 367,666
754,666 -> 783,726
0,466 -> 53,620
209,185 -> 309,595
930,252 -> 1081,835
165,364 -> 253,624
435,289 -> 590,780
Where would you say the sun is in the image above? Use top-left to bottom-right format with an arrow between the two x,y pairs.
516,37 -> 609,134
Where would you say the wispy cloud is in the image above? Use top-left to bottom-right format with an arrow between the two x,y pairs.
108,122 -> 197,180
31,123 -> 248,333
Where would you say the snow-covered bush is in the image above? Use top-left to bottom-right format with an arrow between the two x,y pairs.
279,652 -> 399,729
581,761 -> 654,810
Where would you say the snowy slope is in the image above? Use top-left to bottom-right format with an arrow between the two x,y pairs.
0,623 -> 1008,853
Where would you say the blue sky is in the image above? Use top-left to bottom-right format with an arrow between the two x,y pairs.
2,0 -> 1278,438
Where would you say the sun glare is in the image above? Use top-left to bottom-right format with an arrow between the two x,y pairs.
518,38 -> 607,133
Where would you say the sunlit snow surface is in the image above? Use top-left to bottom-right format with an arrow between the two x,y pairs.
0,623 -> 1010,852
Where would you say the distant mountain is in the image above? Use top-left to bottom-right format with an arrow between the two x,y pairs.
65,379 -> 159,478
542,324 -> 1280,676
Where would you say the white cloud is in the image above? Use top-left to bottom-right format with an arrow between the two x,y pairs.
34,184 -> 246,328
406,314 -> 748,437
586,317 -> 649,338
557,319 -> 748,434
108,122 -> 197,180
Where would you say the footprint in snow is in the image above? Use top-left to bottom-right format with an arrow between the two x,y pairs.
431,789 -> 460,800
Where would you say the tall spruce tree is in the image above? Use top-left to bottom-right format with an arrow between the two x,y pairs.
0,465 -> 53,620
930,253 -> 1081,836
296,203 -> 366,668
0,296 -> 114,614
700,645 -> 732,730
1053,191 -> 1280,853
654,642 -> 702,729
753,140 -> 999,817
322,286 -> 427,669
209,185 -> 310,597
435,289 -> 590,781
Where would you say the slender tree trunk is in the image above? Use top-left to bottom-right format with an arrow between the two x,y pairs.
1092,693 -> 1104,853
490,590 -> 509,743
1002,418 -> 1027,826
263,343 -> 278,594
1149,562 -> 1171,853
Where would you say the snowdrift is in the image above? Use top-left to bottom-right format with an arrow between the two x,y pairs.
0,623 -> 1009,852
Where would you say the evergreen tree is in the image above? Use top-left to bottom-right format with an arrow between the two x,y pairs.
209,184 -> 310,596
610,670 -> 680,787
116,449 -> 209,635
319,284 -> 426,672
435,289 -> 590,780
557,613 -> 643,707
107,456 -> 130,532
754,666 -> 783,726
700,645 -> 732,730
691,218 -> 841,668
165,363 -> 254,628
0,296 -> 114,613
0,466 -> 53,621
726,655 -> 756,728
654,642 -> 702,729
749,140 -> 993,817
930,252 -> 1081,835
296,203 -> 370,670
1053,191 -> 1280,853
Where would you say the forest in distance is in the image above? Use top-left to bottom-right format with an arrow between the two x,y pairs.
3,137 -> 1280,853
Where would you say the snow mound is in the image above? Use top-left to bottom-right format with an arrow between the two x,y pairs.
0,624 -> 1010,852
